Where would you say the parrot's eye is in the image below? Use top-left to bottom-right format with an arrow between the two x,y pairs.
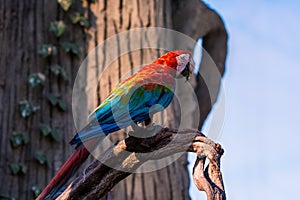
180,62 -> 190,80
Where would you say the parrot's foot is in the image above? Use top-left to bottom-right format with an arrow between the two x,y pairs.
129,123 -> 163,138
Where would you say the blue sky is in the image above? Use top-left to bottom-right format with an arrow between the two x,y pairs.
188,0 -> 300,199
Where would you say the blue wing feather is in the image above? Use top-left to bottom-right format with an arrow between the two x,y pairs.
70,84 -> 174,146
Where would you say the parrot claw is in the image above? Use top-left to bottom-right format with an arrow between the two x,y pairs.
129,123 -> 162,138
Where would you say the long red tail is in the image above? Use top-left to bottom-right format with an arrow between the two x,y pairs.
36,145 -> 90,200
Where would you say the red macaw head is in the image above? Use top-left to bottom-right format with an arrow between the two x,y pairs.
153,50 -> 194,80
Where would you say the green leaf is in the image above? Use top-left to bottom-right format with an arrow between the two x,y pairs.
9,134 -> 23,148
20,164 -> 27,174
69,12 -> 81,24
58,99 -> 67,111
31,186 -> 42,198
39,124 -> 59,141
19,100 -> 39,118
61,42 -> 71,52
39,123 -> 52,136
50,64 -> 61,75
70,44 -> 81,56
47,93 -> 58,105
0,193 -> 16,200
47,93 -> 68,111
50,64 -> 69,81
69,13 -> 90,28
38,45 -> 57,58
35,152 -> 47,165
28,73 -> 46,88
9,163 -> 27,175
19,100 -> 32,117
79,17 -> 90,28
60,68 -> 69,81
61,42 -> 81,56
9,163 -> 20,175
9,132 -> 29,148
58,0 -> 73,11
49,21 -> 66,37
51,128 -> 60,141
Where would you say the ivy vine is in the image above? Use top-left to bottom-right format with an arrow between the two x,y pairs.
9,163 -> 27,175
12,0 -> 96,196
9,131 -> 29,148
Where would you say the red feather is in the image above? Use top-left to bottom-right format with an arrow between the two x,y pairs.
36,146 -> 90,200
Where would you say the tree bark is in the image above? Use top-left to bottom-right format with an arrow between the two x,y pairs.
81,1 -> 228,199
83,1 -> 188,200
0,1 -> 86,199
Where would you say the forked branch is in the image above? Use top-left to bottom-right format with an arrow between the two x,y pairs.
56,128 -> 225,200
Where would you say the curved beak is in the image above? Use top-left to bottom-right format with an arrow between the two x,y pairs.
179,55 -> 195,81
181,59 -> 194,81
186,62 -> 191,81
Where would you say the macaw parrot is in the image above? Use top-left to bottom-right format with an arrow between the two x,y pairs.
37,50 -> 193,200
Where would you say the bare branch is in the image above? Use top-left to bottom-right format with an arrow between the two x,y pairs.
56,128 -> 225,200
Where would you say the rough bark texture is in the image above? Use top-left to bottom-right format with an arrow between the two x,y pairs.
0,1 -> 86,199
0,0 -> 227,199
82,1 -> 228,199
82,1 -> 190,200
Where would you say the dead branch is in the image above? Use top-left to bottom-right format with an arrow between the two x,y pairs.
56,128 -> 225,200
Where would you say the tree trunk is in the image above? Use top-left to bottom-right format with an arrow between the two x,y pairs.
0,0 -> 227,199
0,1 -> 87,199
81,1 -> 228,199
84,1 -> 191,199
